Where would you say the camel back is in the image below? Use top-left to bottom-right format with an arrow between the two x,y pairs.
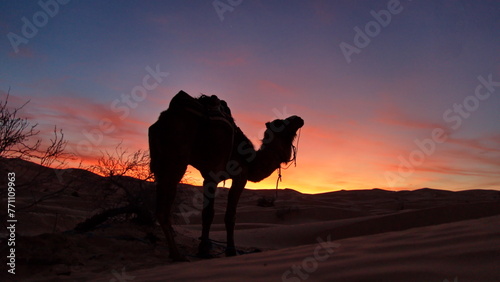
165,90 -> 235,126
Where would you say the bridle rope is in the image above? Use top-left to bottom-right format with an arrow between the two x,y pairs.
275,127 -> 301,197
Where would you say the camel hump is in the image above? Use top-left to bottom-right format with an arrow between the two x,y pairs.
198,94 -> 232,118
169,90 -> 200,111
167,90 -> 234,124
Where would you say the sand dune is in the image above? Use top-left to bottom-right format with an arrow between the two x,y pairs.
102,215 -> 500,282
1,158 -> 499,281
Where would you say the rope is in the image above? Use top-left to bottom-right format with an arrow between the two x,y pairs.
295,127 -> 301,165
275,167 -> 282,198
283,127 -> 301,169
275,128 -> 302,198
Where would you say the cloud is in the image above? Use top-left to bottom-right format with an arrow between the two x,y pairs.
384,162 -> 498,178
0,18 -> 11,32
441,148 -> 500,169
6,84 -> 497,193
447,136 -> 500,153
20,75 -> 71,92
376,106 -> 450,131
20,95 -> 150,158
189,47 -> 251,68
257,79 -> 293,96
149,16 -> 170,25
311,1 -> 337,25
0,90 -> 30,107
198,54 -> 248,68
8,47 -> 35,58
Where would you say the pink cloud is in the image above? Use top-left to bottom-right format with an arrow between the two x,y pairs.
385,163 -> 498,178
0,18 -> 10,32
189,47 -> 251,68
257,80 -> 294,97
198,55 -> 247,67
150,16 -> 170,25
20,75 -> 71,92
447,136 -> 500,153
312,1 -> 337,25
0,90 -> 30,108
19,95 -> 151,159
8,47 -> 35,58
377,108 -> 449,131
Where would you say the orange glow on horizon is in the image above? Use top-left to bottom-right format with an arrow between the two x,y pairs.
20,82 -> 499,194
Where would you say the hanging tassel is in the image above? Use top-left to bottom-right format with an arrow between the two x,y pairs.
275,167 -> 282,198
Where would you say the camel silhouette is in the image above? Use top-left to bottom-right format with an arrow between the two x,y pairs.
149,90 -> 304,261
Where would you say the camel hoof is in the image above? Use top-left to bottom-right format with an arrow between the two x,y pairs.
169,252 -> 189,262
225,246 -> 237,257
197,252 -> 215,259
170,255 -> 189,262
197,239 -> 213,259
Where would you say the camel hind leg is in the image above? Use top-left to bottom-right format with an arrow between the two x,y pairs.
150,124 -> 190,261
149,108 -> 199,261
155,162 -> 188,261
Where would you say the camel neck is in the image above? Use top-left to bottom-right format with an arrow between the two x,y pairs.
248,143 -> 285,182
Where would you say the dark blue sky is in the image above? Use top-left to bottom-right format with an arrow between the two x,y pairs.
1,0 -> 499,192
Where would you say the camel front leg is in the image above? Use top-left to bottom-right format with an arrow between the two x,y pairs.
198,179 -> 218,257
225,177 -> 247,256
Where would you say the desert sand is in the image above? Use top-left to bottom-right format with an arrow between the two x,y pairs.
1,158 -> 499,281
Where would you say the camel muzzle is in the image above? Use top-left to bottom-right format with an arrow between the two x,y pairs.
287,115 -> 304,129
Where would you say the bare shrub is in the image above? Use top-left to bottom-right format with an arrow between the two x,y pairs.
0,90 -> 71,210
77,144 -> 156,232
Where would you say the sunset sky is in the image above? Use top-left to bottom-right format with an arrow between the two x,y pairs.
1,1 -> 499,193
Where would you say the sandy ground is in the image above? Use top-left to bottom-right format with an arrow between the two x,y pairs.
98,215 -> 500,282
1,158 -> 499,281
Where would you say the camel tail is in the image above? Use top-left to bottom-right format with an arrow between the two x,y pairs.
148,122 -> 162,176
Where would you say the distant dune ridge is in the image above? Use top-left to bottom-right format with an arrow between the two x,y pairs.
1,158 -> 500,281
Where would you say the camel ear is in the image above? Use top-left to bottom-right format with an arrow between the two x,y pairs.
265,122 -> 271,128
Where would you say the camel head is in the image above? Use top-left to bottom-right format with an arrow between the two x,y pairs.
263,115 -> 304,163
